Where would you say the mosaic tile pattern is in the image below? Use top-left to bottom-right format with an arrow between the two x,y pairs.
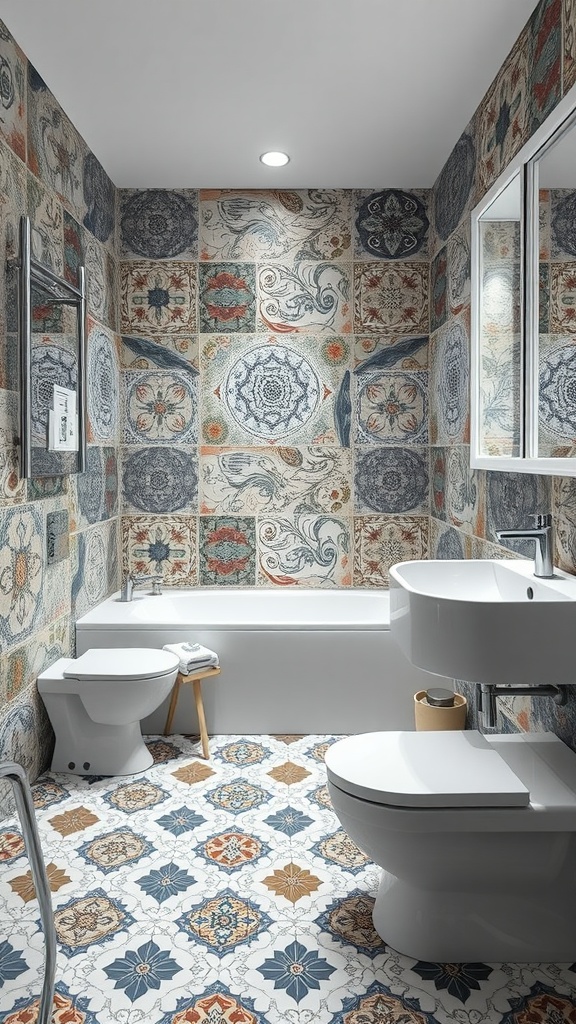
354,189 -> 429,260
0,24 -> 26,160
120,188 -> 197,260
477,29 -> 529,195
121,262 -> 197,335
257,514 -> 351,586
354,447 -> 429,514
122,515 -> 198,584
353,516 -> 429,587
354,262 -> 429,334
122,370 -> 198,445
27,65 -> 85,217
121,446 -> 198,514
258,262 -> 352,334
199,262 -> 256,333
199,516 -> 256,585
0,505 -> 44,649
4,734 -> 576,1022
429,316 -> 470,445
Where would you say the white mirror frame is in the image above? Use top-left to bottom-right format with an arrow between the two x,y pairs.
471,80 -> 576,476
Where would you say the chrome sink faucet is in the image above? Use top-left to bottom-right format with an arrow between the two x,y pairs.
120,574 -> 163,602
494,513 -> 554,578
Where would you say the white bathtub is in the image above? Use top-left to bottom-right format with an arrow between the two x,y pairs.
75,588 -> 447,734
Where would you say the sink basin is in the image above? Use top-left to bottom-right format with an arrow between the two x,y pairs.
389,559 -> 576,686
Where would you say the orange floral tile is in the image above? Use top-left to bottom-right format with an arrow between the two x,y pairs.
204,832 -> 263,869
172,761 -> 216,784
263,862 -> 322,904
48,807 -> 100,837
267,761 -> 311,785
0,831 -> 25,860
9,862 -> 71,902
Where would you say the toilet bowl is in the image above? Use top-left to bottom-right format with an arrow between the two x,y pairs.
325,729 -> 576,963
37,648 -> 180,776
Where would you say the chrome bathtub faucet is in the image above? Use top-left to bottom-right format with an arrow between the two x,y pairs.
495,513 -> 554,578
120,574 -> 163,602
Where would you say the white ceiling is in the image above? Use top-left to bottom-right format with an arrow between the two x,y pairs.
0,0 -> 540,189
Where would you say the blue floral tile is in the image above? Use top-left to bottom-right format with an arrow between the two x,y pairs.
411,960 -> 492,1003
156,806 -> 206,835
122,370 -> 198,445
354,447 -> 428,514
0,939 -> 29,989
257,262 -> 352,333
199,262 -> 256,332
121,447 -> 198,514
103,939 -> 182,1002
72,446 -> 118,529
434,130 -> 475,241
355,371 -> 428,444
104,780 -> 167,813
87,322 -> 119,443
257,940 -> 336,1005
136,862 -> 196,904
83,152 -> 115,244
264,806 -> 314,836
120,188 -> 197,259
176,890 -> 272,956
196,830 -> 271,872
200,188 -> 351,262
199,515 -> 256,585
216,740 -> 270,765
354,189 -> 429,260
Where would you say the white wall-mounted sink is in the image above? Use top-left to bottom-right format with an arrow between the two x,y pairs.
389,559 -> 576,686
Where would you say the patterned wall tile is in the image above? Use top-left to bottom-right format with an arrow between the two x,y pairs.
447,221 -> 471,316
354,334 -> 428,371
63,209 -> 83,291
257,262 -> 352,334
82,152 -> 115,245
433,130 -> 475,242
551,189 -> 576,261
549,263 -> 576,331
199,188 -> 352,262
553,475 -> 576,572
354,447 -> 429,514
430,247 -> 448,331
87,322 -> 120,443
429,315 -> 470,444
355,371 -> 428,445
200,446 -> 352,516
0,689 -> 46,782
120,188 -> 198,260
485,471 -> 552,552
477,28 -> 530,196
121,446 -> 198,514
84,236 -> 117,330
0,505 -> 45,650
0,444 -> 24,505
71,520 -> 119,620
528,0 -> 561,132
71,446 -> 118,530
200,334 -> 350,447
199,516 -> 256,585
354,189 -> 429,261
120,333 -> 199,372
0,615 -> 70,705
199,263 -> 256,332
121,261 -> 197,335
445,446 -> 485,535
353,262 -> 428,335
538,334 -> 576,456
27,65 -> 86,218
257,514 -> 351,586
430,517 -> 472,559
353,516 -> 429,587
27,173 -> 63,275
0,23 -> 26,161
122,370 -> 198,446
564,0 -> 576,92
430,447 -> 447,521
122,515 -> 198,585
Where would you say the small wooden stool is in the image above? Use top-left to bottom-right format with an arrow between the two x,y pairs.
163,666 -> 221,759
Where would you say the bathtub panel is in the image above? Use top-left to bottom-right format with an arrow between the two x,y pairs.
75,625 -> 449,734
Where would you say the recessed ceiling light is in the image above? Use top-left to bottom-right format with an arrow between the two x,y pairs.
260,151 -> 290,167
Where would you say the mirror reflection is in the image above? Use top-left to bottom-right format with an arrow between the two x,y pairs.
477,173 -> 522,458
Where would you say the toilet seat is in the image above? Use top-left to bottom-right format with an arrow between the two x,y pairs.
63,648 -> 180,682
325,730 -> 576,830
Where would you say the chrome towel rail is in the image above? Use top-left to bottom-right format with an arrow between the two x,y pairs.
0,761 -> 56,1023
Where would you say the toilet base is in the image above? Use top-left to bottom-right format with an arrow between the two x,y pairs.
374,868 -> 576,962
51,720 -> 153,776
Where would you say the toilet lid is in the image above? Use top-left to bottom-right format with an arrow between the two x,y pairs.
325,730 -> 530,808
64,648 -> 180,681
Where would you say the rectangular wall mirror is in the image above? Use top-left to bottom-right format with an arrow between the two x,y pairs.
471,80 -> 576,475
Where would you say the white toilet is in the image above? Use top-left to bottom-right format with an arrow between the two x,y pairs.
37,648 -> 180,776
325,729 -> 576,963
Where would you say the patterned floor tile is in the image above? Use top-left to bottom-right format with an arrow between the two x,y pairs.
1,735 -> 576,1023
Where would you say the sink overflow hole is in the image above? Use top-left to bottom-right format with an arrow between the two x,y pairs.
527,587 -> 534,600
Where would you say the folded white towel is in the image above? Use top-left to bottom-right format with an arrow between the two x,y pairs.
163,642 -> 219,674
